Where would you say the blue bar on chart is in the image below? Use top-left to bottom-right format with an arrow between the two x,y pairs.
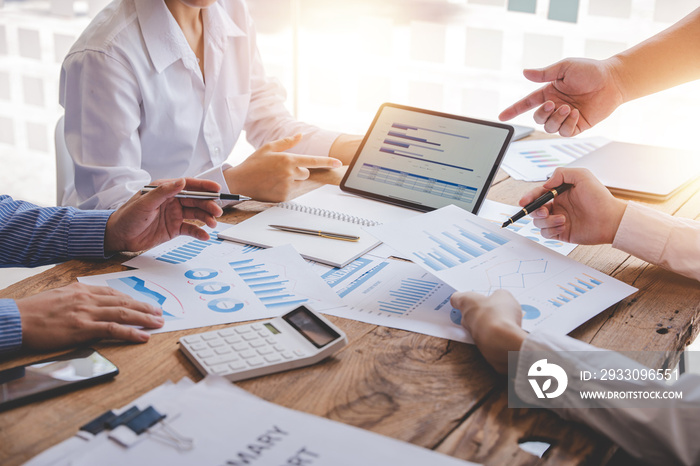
337,262 -> 390,298
547,274 -> 603,307
322,257 -> 374,289
156,231 -> 222,264
412,222 -> 509,272
229,258 -> 308,309
378,277 -> 441,315
390,122 -> 471,140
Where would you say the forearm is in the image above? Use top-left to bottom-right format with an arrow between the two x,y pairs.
610,7 -> 700,102
0,196 -> 110,266
612,202 -> 700,282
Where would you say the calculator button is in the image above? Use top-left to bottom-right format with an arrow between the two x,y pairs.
232,343 -> 248,352
242,334 -> 259,341
218,328 -> 237,337
239,350 -> 256,359
264,355 -> 282,363
251,324 -> 263,331
190,343 -> 207,352
256,347 -> 273,356
273,345 -> 285,352
234,327 -> 252,334
258,330 -> 271,338
215,347 -> 232,355
183,335 -> 202,344
249,340 -> 266,348
197,350 -> 215,359
281,352 -> 294,360
202,333 -> 219,341
208,340 -> 225,348
211,364 -> 230,375
204,354 -> 240,366
246,358 -> 264,367
293,350 -> 306,357
266,338 -> 277,345
225,335 -> 242,344
229,361 -> 247,371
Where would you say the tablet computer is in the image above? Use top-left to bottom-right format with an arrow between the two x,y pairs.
340,103 -> 513,213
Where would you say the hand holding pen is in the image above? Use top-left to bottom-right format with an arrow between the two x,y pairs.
514,168 -> 627,245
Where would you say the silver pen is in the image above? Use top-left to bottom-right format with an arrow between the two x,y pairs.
141,185 -> 252,201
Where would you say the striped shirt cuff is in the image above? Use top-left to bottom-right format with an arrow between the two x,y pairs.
67,210 -> 112,259
0,299 -> 22,353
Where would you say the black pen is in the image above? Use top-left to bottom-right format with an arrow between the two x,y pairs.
269,224 -> 360,242
141,185 -> 252,201
501,183 -> 572,228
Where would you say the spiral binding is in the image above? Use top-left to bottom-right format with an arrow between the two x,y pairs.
278,202 -> 381,227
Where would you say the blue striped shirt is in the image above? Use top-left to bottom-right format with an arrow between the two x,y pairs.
0,195 -> 112,352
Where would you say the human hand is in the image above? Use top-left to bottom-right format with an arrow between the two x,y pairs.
104,178 -> 223,254
499,58 -> 626,137
521,167 -> 627,245
450,290 -> 527,374
224,134 -> 343,202
16,283 -> 164,350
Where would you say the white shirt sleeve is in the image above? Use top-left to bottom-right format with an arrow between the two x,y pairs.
515,331 -> 700,466
612,202 -> 700,282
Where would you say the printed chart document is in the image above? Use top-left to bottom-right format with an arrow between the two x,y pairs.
502,137 -> 609,182
218,185 -> 418,268
122,224 -> 260,270
311,257 -> 471,343
79,245 -> 339,333
27,376 -> 475,466
368,205 -> 637,335
478,199 -> 578,256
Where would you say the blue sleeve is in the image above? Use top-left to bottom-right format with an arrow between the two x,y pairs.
0,299 -> 22,353
0,195 -> 113,267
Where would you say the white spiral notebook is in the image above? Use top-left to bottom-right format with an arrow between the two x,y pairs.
218,185 -> 418,267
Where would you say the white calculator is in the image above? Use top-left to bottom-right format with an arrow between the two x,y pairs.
179,306 -> 348,382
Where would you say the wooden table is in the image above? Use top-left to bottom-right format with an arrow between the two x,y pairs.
2,152 -> 700,465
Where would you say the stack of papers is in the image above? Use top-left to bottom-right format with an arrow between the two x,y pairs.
26,376 -> 475,466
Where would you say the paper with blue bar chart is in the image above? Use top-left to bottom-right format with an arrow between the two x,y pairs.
78,245 -> 338,333
368,205 -> 636,335
502,137 -> 609,182
311,257 -> 471,343
122,224 -> 261,270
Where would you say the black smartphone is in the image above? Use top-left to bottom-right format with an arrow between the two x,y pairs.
0,348 -> 119,411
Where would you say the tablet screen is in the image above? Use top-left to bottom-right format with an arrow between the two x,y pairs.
341,103 -> 513,213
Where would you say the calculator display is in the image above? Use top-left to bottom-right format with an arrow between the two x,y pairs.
283,306 -> 340,348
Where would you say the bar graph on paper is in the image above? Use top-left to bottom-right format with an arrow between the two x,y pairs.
377,277 -> 442,315
122,225 -> 263,270
229,258 -> 309,310
319,259 -> 472,343
368,204 -> 637,336
413,221 -> 509,272
548,273 -> 603,307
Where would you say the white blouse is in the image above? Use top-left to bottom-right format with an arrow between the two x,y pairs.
59,0 -> 339,209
